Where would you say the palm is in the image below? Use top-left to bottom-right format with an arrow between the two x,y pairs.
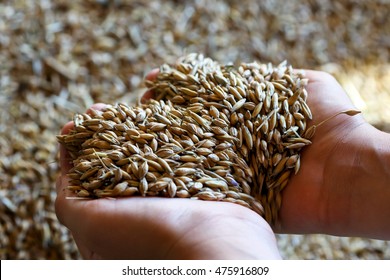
56,183 -> 278,259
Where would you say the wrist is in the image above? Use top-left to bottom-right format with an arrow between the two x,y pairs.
323,124 -> 390,239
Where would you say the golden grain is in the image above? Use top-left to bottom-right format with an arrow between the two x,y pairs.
58,53 -> 361,225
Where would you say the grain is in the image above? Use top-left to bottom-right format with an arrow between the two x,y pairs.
3,0 -> 389,260
58,53 -> 336,225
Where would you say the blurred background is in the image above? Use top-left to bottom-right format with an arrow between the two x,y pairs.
0,0 -> 389,259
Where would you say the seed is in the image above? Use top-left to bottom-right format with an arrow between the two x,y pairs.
204,180 -> 228,191
180,87 -> 198,97
209,106 -> 220,118
59,53 -> 361,227
112,181 -> 129,195
304,125 -> 316,139
286,155 -> 299,168
231,98 -> 246,112
285,142 -> 307,149
148,123 -> 167,132
136,110 -> 147,122
214,72 -> 229,85
154,113 -> 172,125
193,191 -> 213,200
229,86 -> 242,100
176,190 -> 191,198
83,180 -> 103,190
293,112 -> 305,121
242,126 -> 253,150
174,167 -> 197,176
79,167 -> 99,180
139,177 -> 148,196
251,102 -> 263,118
138,161 -> 149,179
273,157 -> 288,176
188,110 -> 210,128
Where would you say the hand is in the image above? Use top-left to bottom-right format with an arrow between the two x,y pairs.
144,69 -> 390,239
278,70 -> 390,239
56,104 -> 280,260
142,69 -> 366,236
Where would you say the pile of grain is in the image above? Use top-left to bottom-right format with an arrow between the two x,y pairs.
1,0 -> 389,259
58,53 -> 314,224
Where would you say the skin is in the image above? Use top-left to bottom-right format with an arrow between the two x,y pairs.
56,69 -> 390,259
278,71 -> 390,240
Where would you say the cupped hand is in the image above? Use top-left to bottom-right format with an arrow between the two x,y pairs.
56,103 -> 280,260
278,70 -> 371,235
142,69 -> 371,236
55,68 -> 380,259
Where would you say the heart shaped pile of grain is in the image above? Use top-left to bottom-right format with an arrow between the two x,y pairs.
58,53 -> 314,224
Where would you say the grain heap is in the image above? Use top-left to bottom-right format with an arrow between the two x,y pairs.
58,53 -> 315,224
1,0 -> 389,260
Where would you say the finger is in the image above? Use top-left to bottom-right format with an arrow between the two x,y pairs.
86,103 -> 108,114
56,171 -> 76,196
302,70 -> 355,106
299,70 -> 362,132
55,173 -> 90,228
60,103 -> 107,174
141,89 -> 155,103
57,120 -> 75,204
145,68 -> 159,81
300,69 -> 338,84
60,103 -> 107,136
141,69 -> 160,103
61,121 -> 74,135
60,145 -> 73,176
59,121 -> 75,175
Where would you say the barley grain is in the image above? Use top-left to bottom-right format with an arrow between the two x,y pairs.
58,53 -> 360,226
